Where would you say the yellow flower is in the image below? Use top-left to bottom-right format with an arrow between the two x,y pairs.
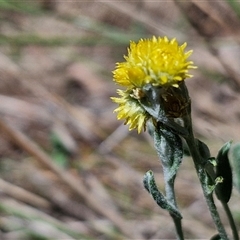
111,89 -> 150,133
113,36 -> 196,88
112,36 -> 196,133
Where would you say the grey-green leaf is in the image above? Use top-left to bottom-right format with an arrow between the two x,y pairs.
143,170 -> 182,219
153,124 -> 183,182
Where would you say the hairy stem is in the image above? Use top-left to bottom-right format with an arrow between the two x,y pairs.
165,179 -> 184,240
184,116 -> 228,239
221,201 -> 239,240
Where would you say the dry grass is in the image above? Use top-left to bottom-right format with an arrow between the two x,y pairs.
0,1 -> 240,239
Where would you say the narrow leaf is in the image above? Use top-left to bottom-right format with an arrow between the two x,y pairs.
143,170 -> 182,219
197,139 -> 210,162
215,141 -> 233,203
154,124 -> 183,182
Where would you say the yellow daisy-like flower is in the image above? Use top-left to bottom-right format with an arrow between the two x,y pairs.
113,36 -> 195,88
112,36 -> 196,133
111,89 -> 150,133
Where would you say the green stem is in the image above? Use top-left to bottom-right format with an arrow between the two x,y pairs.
184,126 -> 228,239
171,213 -> 184,240
165,179 -> 184,240
186,140 -> 228,239
221,201 -> 239,240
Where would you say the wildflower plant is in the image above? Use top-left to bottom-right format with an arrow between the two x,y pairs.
112,36 -> 240,239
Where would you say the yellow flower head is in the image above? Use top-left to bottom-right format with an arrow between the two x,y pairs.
111,89 -> 150,133
112,36 -> 196,133
113,36 -> 196,88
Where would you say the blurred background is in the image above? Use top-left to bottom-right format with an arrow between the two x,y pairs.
0,1 -> 240,239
